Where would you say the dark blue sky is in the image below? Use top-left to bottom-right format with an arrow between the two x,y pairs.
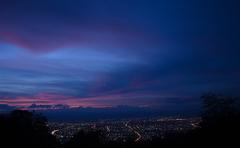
0,0 -> 239,109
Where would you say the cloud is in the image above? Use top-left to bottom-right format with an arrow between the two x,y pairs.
0,0 -> 239,111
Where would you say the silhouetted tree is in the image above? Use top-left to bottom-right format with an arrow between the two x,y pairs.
201,93 -> 240,129
0,110 -> 60,148
201,93 -> 240,128
200,93 -> 240,145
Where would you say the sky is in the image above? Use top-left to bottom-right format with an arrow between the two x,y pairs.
0,0 -> 239,110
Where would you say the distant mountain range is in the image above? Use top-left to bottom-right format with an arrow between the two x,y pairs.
0,103 -> 200,121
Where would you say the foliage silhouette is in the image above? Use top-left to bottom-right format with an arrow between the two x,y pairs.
0,110 -> 60,148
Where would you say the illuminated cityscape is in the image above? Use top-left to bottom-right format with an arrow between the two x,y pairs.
48,117 -> 201,143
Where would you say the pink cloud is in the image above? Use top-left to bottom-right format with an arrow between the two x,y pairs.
0,92 -> 189,110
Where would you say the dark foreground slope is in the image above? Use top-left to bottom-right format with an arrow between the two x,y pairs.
0,110 -> 60,148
